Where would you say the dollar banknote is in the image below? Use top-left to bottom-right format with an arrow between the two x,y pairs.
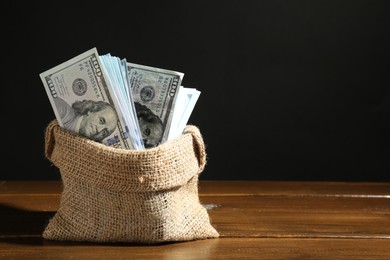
167,86 -> 201,141
40,47 -> 135,150
128,63 -> 184,148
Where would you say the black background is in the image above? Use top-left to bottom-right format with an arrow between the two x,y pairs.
2,1 -> 389,181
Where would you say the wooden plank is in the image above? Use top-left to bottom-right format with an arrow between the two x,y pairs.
0,195 -> 60,211
1,194 -> 389,239
0,181 -> 389,259
0,238 -> 389,259
2,180 -> 390,196
0,181 -> 62,195
203,195 -> 390,239
199,180 -> 390,197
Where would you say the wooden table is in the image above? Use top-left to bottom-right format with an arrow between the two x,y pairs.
1,181 -> 389,259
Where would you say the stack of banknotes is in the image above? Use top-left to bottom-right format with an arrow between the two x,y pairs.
40,47 -> 200,150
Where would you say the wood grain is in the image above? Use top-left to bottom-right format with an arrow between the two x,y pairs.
0,181 -> 389,259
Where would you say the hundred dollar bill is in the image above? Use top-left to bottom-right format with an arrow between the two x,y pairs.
40,47 -> 134,150
128,62 -> 184,148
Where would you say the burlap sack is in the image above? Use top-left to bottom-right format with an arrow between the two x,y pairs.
43,120 -> 219,244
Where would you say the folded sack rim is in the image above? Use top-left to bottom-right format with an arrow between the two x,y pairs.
44,120 -> 207,192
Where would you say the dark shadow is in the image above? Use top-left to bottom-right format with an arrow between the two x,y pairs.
0,204 -> 54,245
0,204 -> 184,247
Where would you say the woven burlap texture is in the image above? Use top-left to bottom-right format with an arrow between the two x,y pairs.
43,120 -> 219,243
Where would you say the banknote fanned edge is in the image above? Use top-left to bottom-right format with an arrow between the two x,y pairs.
39,47 -> 193,150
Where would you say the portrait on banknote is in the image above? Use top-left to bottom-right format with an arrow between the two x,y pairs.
53,96 -> 119,142
134,101 -> 164,148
